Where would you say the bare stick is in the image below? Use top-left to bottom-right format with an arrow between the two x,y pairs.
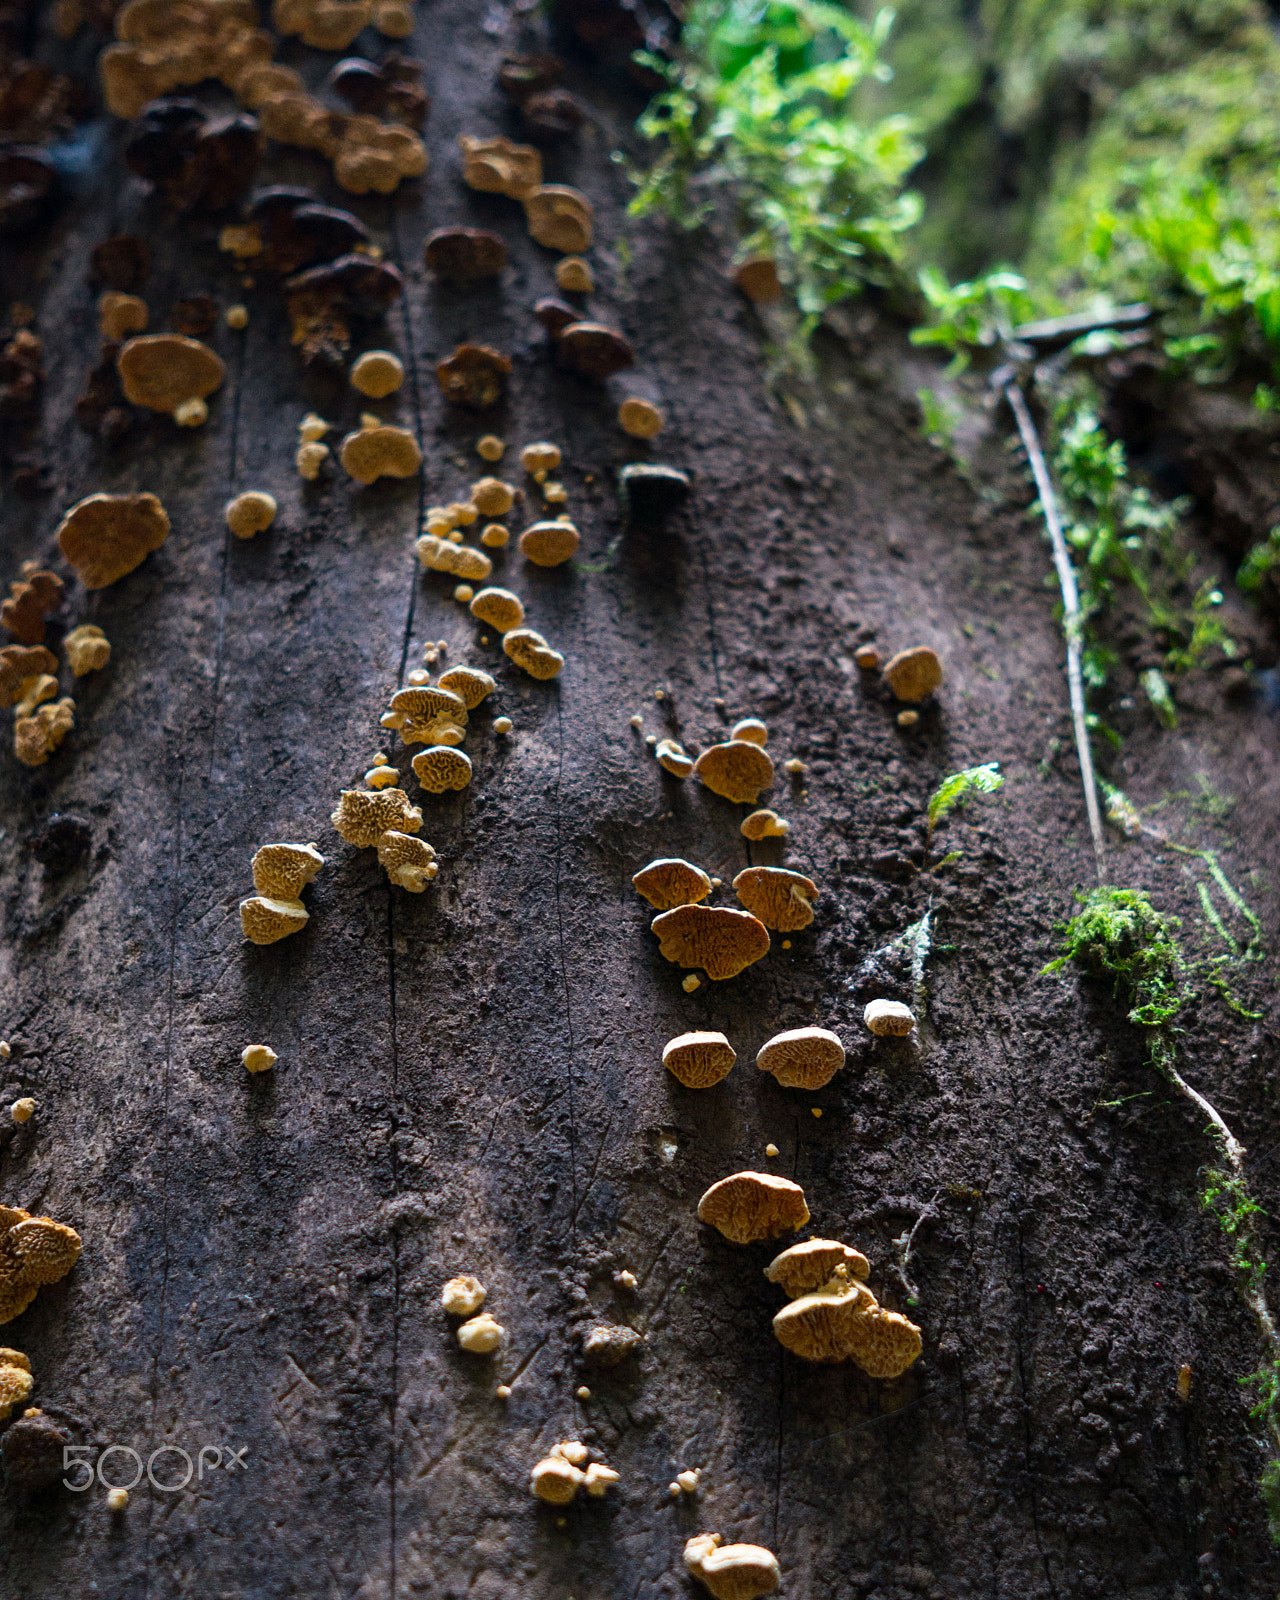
1003,380 -> 1107,884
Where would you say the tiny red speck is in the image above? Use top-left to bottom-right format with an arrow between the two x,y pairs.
1154,1281 -> 1162,1288
1037,1284 -> 1046,1292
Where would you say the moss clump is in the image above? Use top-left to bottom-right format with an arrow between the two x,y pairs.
1045,886 -> 1186,1025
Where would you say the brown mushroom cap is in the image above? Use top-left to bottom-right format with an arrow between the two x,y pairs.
424,226 -> 507,283
524,183 -> 593,252
340,424 -> 422,484
697,1171 -> 809,1245
239,894 -> 309,945
863,999 -> 916,1037
411,745 -> 473,793
662,1030 -> 736,1089
388,685 -> 468,743
756,1026 -> 845,1089
883,645 -> 943,703
436,343 -> 511,408
694,740 -> 775,805
651,904 -> 770,981
772,1279 -> 882,1363
503,627 -> 564,680
518,519 -> 579,567
740,808 -> 788,840
2,572 -> 64,645
0,645 -> 57,709
685,1535 -> 781,1600
469,586 -> 525,633
116,333 -> 225,412
251,841 -> 324,900
731,717 -> 768,745
732,866 -> 818,932
631,857 -> 713,911
331,787 -> 423,848
553,322 -> 634,380
6,1216 -> 82,1287
56,492 -> 170,590
764,1238 -> 871,1298
734,256 -> 783,304
437,666 -> 496,709
459,133 -> 542,199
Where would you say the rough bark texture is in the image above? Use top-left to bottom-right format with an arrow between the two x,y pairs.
1,6 -> 1279,1599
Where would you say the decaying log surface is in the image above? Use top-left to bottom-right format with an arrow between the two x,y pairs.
0,5 -> 1278,1598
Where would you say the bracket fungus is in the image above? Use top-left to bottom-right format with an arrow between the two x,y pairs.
696,1172 -> 809,1245
0,1206 -> 82,1322
655,738 -> 693,778
883,645 -> 943,703
774,1290 -> 922,1377
415,536 -> 493,582
251,842 -> 324,901
632,857 -> 712,911
731,717 -> 767,745
662,1030 -> 736,1089
424,226 -> 507,285
524,183 -> 593,252
331,787 -> 423,848
530,1456 -> 583,1504
441,1275 -> 485,1316
0,645 -> 56,711
56,491 -> 169,589
436,343 -> 511,409
0,1350 -> 32,1420
242,1044 -> 277,1074
460,133 -> 542,199
518,519 -> 579,567
239,895 -> 309,945
437,666 -> 496,709
732,866 -> 818,932
116,333 -> 225,416
765,1239 -> 871,1298
581,1324 -> 644,1367
734,255 -> 784,304
471,478 -> 516,518
741,808 -> 788,840
863,999 -> 916,1037
224,490 -> 277,539
456,1312 -> 504,1354
274,0 -> 375,53
520,442 -> 562,479
685,1535 -> 781,1600
411,746 -> 473,794
694,740 -> 774,805
503,627 -> 565,680
350,349 -> 404,398
618,395 -> 664,438
756,1026 -> 845,1090
651,904 -> 770,981
384,685 -> 467,744
98,291 -> 148,342
15,699 -> 74,767
469,587 -> 525,633
2,571 -> 63,645
553,321 -> 634,380
556,255 -> 593,293
339,423 -> 421,484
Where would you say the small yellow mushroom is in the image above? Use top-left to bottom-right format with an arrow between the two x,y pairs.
519,519 -> 579,567
469,587 -> 526,633
531,1456 -> 583,1504
241,1044 -> 277,1074
296,441 -> 330,480
350,350 -> 405,399
173,397 -> 208,427
239,896 -> 308,945
10,1099 -> 35,1124
555,256 -> 594,294
493,716 -> 513,734
106,1487 -> 129,1513
224,491 -> 277,540
340,425 -> 422,485
618,396 -> 664,439
63,624 -> 110,677
741,809 -> 788,840
225,304 -> 249,330
520,441 -> 561,479
477,434 -> 505,461
377,831 -> 438,891
441,1276 -> 486,1316
503,627 -> 564,680
471,478 -> 516,517
411,745 -> 473,794
655,738 -> 693,778
480,523 -> 509,548
731,717 -> 768,745
457,1312 -> 504,1354
299,414 -> 331,442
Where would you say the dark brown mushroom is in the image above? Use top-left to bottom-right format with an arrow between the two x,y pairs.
169,294 -> 218,339
0,144 -> 57,236
89,233 -> 150,291
326,55 -> 429,127
519,88 -> 584,142
0,329 -> 41,421
74,340 -> 131,444
533,296 -> 578,336
246,188 -> 371,274
2,570 -> 63,644
284,255 -> 404,370
423,226 -> 507,285
125,100 -> 263,212
553,321 -> 635,380
497,53 -> 563,100
435,343 -> 512,409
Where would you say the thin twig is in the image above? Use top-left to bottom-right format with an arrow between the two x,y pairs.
891,1189 -> 942,1302
1003,380 -> 1107,884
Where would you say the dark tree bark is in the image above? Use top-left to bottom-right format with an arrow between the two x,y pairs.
0,5 -> 1278,1598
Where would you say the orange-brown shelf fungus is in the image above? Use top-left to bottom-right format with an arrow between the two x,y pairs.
98,290 -> 147,342
251,842 -> 324,901
116,333 -> 225,417
651,904 -> 770,981
555,255 -> 593,294
377,830 -> 438,891
15,699 -> 74,768
273,0 -> 374,50
437,666 -> 496,709
863,999 -> 916,1037
773,1287 -> 922,1376
440,1275 -> 486,1316
730,717 -> 768,745
617,396 -> 664,439
469,587 -> 526,633
415,535 -> 493,583
520,442 -> 561,480
503,627 -> 564,680
756,1026 -> 845,1090
883,645 -> 943,703
436,343 -> 511,409
459,133 -> 542,200
470,478 -> 516,518
853,643 -> 880,671
411,745 -> 473,794
224,491 -> 277,540
685,1534 -> 781,1600
0,1206 -> 82,1323
631,857 -> 712,911
733,255 -> 784,304
655,738 -> 693,778
0,1349 -> 32,1420
0,646 -> 57,710
331,787 -> 423,848
732,866 -> 817,932
662,1031 -> 736,1089
2,571 -> 63,645
694,740 -> 775,805
383,685 -> 468,745
56,492 -> 170,589
764,1239 -> 871,1298
696,1172 -> 809,1245
239,895 -> 309,945
12,673 -> 56,720
339,423 -> 421,484
530,1443 -> 619,1503
741,808 -> 788,841
349,349 -> 404,398
518,519 -> 579,567
524,183 -> 593,253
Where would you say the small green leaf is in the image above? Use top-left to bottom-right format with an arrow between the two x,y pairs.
926,763 -> 1003,831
